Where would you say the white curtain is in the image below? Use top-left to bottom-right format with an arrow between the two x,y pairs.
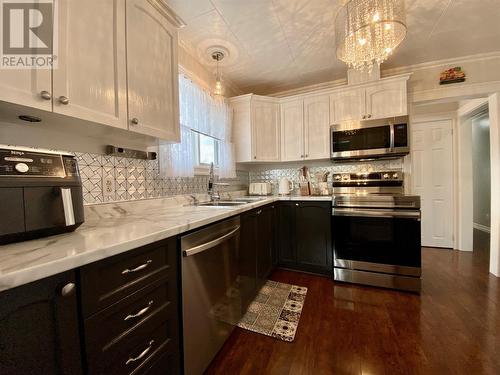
159,74 -> 236,178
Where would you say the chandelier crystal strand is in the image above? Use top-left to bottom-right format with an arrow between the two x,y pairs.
336,0 -> 407,71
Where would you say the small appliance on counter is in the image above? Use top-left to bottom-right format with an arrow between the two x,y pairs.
0,145 -> 84,245
278,177 -> 294,195
249,182 -> 272,196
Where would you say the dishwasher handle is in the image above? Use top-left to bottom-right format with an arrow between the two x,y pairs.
183,225 -> 240,257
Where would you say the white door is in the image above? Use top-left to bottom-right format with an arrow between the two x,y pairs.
411,120 -> 454,248
53,0 -> 127,129
304,95 -> 330,160
126,0 -> 180,141
365,81 -> 407,120
330,88 -> 366,123
280,99 -> 304,161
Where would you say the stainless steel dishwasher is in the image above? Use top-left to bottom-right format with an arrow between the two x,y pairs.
181,216 -> 242,375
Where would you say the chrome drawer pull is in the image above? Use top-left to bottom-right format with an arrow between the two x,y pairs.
124,300 -> 154,321
121,260 -> 152,275
125,340 -> 154,365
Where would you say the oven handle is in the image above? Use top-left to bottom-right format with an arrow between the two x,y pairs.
332,208 -> 421,220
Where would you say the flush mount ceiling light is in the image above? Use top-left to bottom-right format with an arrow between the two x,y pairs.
211,51 -> 225,96
335,0 -> 407,71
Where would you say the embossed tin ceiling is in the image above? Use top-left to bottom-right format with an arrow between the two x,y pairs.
165,0 -> 500,95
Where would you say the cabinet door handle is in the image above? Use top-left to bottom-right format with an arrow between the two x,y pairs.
40,90 -> 51,100
362,115 -> 366,119
253,156 -> 257,160
58,96 -> 70,105
131,117 -> 139,125
295,203 -> 299,206
367,114 -> 372,118
61,282 -> 76,297
121,259 -> 152,275
124,300 -> 154,321
125,340 -> 154,365
257,210 -> 262,215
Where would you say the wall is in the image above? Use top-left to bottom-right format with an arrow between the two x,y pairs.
247,158 -> 404,195
76,151 -> 247,205
472,111 -> 491,229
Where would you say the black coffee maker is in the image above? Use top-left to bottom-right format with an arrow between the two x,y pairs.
0,145 -> 85,245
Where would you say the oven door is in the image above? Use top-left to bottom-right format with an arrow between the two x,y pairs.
332,208 -> 421,276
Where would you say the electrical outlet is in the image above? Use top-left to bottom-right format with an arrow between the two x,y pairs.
102,175 -> 115,198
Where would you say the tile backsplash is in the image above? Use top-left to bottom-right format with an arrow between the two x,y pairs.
75,152 -> 249,205
249,159 -> 403,194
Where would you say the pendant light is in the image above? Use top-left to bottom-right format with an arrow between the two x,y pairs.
335,0 -> 407,71
211,51 -> 224,96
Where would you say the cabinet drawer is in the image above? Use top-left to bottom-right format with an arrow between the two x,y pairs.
86,318 -> 174,375
85,277 -> 174,356
80,238 -> 176,317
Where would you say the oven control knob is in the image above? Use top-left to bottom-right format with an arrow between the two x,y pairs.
15,162 -> 29,173
392,173 -> 399,179
383,173 -> 390,179
334,175 -> 341,181
342,175 -> 349,181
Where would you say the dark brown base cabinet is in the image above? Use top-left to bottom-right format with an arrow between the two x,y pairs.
276,201 -> 332,275
0,237 -> 181,375
239,204 -> 276,308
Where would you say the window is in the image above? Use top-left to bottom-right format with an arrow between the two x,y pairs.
192,131 -> 219,168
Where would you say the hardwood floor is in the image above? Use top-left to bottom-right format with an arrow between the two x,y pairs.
206,248 -> 500,374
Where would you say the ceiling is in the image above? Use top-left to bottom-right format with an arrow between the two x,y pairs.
165,0 -> 500,95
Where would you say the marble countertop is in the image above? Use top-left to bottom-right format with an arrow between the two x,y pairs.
0,193 -> 332,292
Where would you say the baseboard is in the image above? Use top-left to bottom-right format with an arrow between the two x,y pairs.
473,223 -> 491,233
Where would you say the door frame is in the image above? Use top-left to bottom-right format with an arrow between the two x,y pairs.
408,112 -> 457,249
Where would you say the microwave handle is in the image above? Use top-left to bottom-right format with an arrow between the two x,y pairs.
61,188 -> 76,226
390,124 -> 395,151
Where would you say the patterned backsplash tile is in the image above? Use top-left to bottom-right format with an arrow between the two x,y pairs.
249,159 -> 403,195
75,152 -> 249,205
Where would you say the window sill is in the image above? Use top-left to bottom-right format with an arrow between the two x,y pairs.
194,165 -> 218,176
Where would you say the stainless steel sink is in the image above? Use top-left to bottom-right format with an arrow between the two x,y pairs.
197,201 -> 249,207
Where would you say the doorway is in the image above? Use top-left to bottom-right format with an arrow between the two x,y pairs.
471,109 -> 491,257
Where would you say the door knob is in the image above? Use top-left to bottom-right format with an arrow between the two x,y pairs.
40,90 -> 51,100
58,96 -> 69,105
61,282 -> 76,297
131,118 -> 139,125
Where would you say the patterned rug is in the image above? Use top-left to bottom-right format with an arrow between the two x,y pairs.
237,280 -> 307,342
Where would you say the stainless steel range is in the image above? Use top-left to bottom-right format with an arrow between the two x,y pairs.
331,171 -> 421,293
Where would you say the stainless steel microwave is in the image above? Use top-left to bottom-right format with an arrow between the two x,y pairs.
330,116 -> 410,161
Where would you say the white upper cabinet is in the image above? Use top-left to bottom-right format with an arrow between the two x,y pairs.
53,0 -> 127,129
231,95 -> 280,162
252,98 -> 280,161
0,69 -> 52,111
365,80 -> 407,120
330,88 -> 366,123
126,0 -> 180,141
304,94 -> 330,160
281,99 -> 304,161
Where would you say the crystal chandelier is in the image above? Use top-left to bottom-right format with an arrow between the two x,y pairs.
335,0 -> 407,71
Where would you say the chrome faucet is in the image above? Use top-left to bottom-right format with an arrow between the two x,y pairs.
208,162 -> 229,201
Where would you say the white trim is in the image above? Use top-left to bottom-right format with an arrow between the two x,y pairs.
457,98 -> 489,118
382,51 -> 500,76
411,81 -> 500,104
473,223 -> 491,233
